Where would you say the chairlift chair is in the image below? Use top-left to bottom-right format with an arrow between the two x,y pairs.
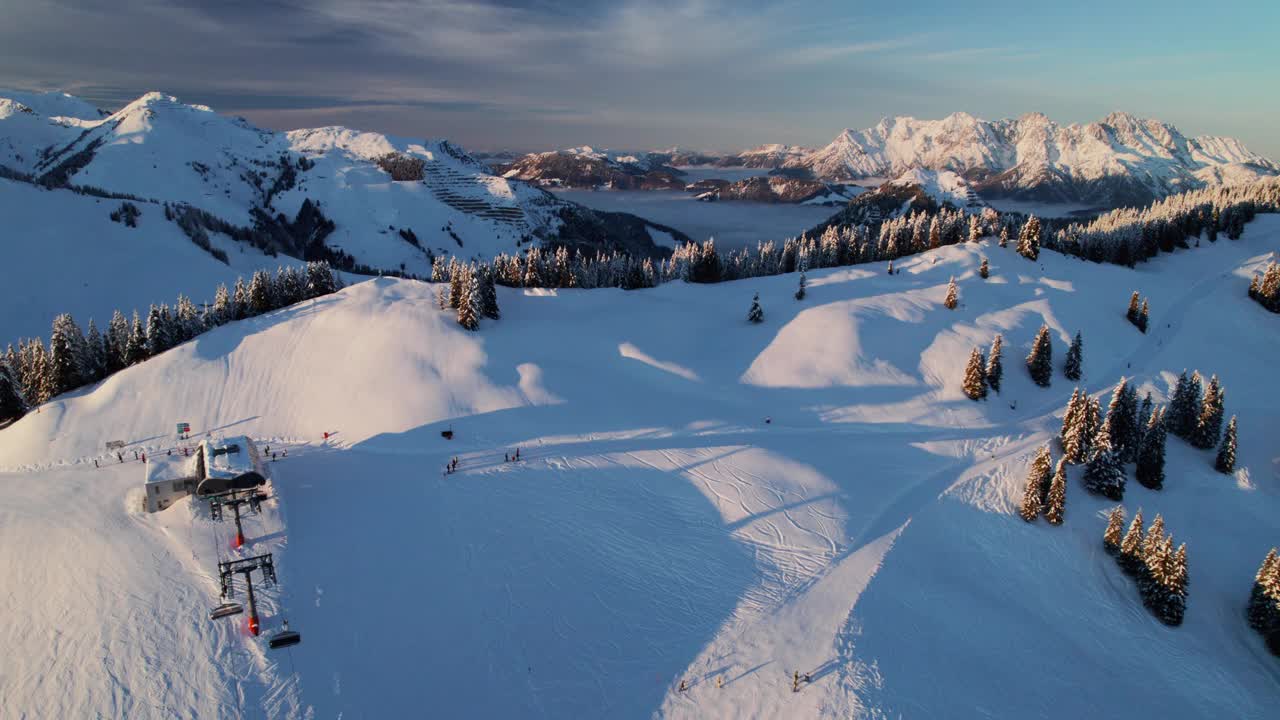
209,602 -> 244,620
269,621 -> 302,649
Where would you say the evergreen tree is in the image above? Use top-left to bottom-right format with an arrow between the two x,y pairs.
211,284 -> 231,326
449,259 -> 464,309
124,311 -> 146,366
943,276 -> 958,309
985,334 -> 1003,393
968,215 -> 982,244
1126,291 -> 1142,325
1017,216 -> 1041,260
999,225 -> 1009,248
1118,508 -> 1145,575
962,348 -> 987,400
1063,331 -> 1083,381
795,271 -> 806,301
248,270 -> 273,315
1063,392 -> 1093,464
0,361 -> 27,422
1020,445 -> 1052,522
1248,550 -> 1280,639
747,293 -> 763,324
456,265 -> 481,331
477,265 -> 501,320
144,305 -> 170,358
231,278 -> 249,320
1191,374 -> 1225,450
1142,515 -> 1166,565
435,287 -> 447,310
979,258 -> 989,279
1135,408 -> 1167,490
1167,371 -> 1202,439
1215,415 -> 1237,474
1138,299 -> 1149,333
1026,325 -> 1053,387
1136,393 -> 1154,449
46,314 -> 84,397
1105,377 -> 1140,462
106,310 -> 129,373
84,319 -> 106,383
1061,388 -> 1083,446
1083,419 -> 1126,500
304,261 -> 337,297
1103,505 -> 1126,555
1045,457 -> 1067,525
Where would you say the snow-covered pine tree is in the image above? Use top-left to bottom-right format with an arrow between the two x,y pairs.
1118,508 -> 1145,575
231,278 -> 249,320
1103,505 -> 1126,555
979,258 -> 989,279
431,256 -> 446,283
1248,549 -> 1280,637
1017,216 -> 1041,260
1020,445 -> 1052,522
304,261 -> 338,298
795,271 -> 806,301
1064,394 -> 1093,464
1136,393 -> 1154,448
46,314 -> 84,398
985,334 -> 1003,393
211,284 -> 231,327
125,310 -> 146,365
943,277 -> 958,309
1126,291 -> 1142,325
456,265 -> 481,331
106,310 -> 128,374
1215,415 -> 1237,474
84,319 -> 105,383
478,265 -> 500,320
1045,457 -> 1067,525
144,305 -> 168,358
747,293 -> 764,324
0,360 -> 27,422
1143,534 -> 1184,626
1191,374 -> 1225,449
1026,325 -> 1053,387
1138,299 -> 1149,333
1105,377 -> 1140,462
1135,408 -> 1167,490
1168,370 -> 1203,439
999,225 -> 1009,248
1063,331 -> 1083,381
962,348 -> 987,400
1142,514 -> 1166,566
435,287 -> 447,310
1061,388 -> 1083,446
248,270 -> 273,315
1083,418 -> 1126,500
927,216 -> 941,250
968,215 -> 981,244
449,259 -> 464,309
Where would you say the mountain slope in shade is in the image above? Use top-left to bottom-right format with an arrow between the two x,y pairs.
0,91 -> 670,277
790,112 -> 1278,206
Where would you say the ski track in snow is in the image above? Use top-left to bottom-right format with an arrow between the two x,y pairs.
3,218 -> 1280,717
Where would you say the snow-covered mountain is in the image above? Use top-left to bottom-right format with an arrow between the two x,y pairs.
498,146 -> 686,190
4,216 -> 1280,717
0,91 -> 676,278
789,112 -> 1279,206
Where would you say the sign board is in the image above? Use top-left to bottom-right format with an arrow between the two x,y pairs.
177,422 -> 191,437
105,440 -> 125,450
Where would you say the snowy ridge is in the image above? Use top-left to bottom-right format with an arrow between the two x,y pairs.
3,216 -> 1280,717
790,112 -> 1279,206
0,90 -> 666,278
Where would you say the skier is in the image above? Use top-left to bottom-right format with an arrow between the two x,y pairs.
515,447 -> 521,461
117,452 -> 124,463
504,452 -> 509,462
678,680 -> 687,693
94,459 -> 99,468
141,452 -> 146,463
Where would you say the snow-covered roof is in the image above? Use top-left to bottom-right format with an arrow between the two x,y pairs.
143,454 -> 197,484
203,436 -> 259,479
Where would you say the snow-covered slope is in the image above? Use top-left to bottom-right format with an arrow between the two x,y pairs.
889,167 -> 985,209
0,177 -> 285,342
0,89 -> 103,173
793,112 -> 1279,206
3,214 -> 1279,717
0,91 -> 668,278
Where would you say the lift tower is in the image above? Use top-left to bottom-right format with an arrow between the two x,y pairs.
218,553 -> 277,636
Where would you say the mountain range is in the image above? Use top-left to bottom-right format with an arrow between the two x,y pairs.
500,113 -> 1277,208
0,90 -> 679,279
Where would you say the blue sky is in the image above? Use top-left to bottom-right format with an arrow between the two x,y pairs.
1,0 -> 1276,156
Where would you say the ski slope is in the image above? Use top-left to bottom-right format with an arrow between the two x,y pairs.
2,218 -> 1279,717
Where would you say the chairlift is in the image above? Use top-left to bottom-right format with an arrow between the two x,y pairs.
268,621 -> 302,649
441,425 -> 454,440
209,602 -> 244,620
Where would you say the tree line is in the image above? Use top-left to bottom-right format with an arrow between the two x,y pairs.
0,262 -> 340,423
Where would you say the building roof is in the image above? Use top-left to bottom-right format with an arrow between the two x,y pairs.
144,453 -> 197,485
203,435 -> 260,480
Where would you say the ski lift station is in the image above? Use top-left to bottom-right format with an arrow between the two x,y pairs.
143,435 -> 267,512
